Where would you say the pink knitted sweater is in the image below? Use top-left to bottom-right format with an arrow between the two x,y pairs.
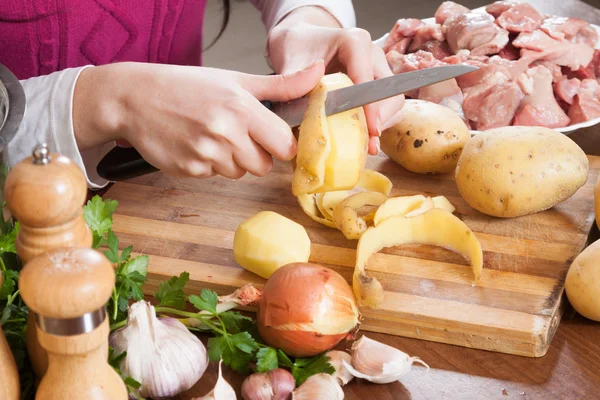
0,0 -> 207,80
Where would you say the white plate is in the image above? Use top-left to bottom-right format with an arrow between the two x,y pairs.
373,7 -> 600,135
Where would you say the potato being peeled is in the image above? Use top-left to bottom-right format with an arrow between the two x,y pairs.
380,100 -> 470,174
292,73 -> 368,196
455,126 -> 589,218
565,239 -> 600,322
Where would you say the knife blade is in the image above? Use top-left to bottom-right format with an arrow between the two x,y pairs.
96,64 -> 478,181
0,63 -> 27,152
266,64 -> 478,128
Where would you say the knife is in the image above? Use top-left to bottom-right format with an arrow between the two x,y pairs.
96,64 -> 478,181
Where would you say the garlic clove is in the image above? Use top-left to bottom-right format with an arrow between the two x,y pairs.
343,335 -> 429,384
110,301 -> 209,398
195,360 -> 237,400
291,373 -> 344,400
325,350 -> 354,386
241,368 -> 295,400
218,284 -> 262,307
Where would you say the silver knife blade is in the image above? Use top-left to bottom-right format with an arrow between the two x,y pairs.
0,63 -> 26,152
270,64 -> 478,128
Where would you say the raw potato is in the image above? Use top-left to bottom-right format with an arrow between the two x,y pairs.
380,100 -> 470,174
292,73 -> 368,196
373,195 -> 455,225
596,175 -> 599,229
233,211 -> 311,279
354,208 -> 483,308
565,239 -> 600,322
333,192 -> 388,240
455,126 -> 589,218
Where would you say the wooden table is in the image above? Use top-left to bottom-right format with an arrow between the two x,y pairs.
123,1 -> 600,398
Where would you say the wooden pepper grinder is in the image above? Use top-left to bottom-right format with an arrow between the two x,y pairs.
0,274 -> 21,400
18,246 -> 128,400
4,143 -> 92,377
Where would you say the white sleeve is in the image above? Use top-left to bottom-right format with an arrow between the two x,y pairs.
248,0 -> 357,32
4,66 -> 113,190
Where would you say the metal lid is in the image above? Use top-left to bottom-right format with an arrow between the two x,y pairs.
0,64 -> 26,152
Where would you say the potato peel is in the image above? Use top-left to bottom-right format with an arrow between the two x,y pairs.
354,208 -> 483,309
297,194 -> 337,229
333,192 -> 388,240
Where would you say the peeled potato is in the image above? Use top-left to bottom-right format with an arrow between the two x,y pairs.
354,208 -> 483,308
381,100 -> 470,174
292,73 -> 368,196
565,239 -> 600,322
233,211 -> 311,279
333,191 -> 388,240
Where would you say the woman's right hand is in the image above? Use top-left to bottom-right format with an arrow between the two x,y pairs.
72,60 -> 325,179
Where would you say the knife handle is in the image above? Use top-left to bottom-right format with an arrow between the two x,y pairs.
96,100 -> 276,181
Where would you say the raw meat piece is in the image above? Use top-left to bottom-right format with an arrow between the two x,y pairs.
420,41 -> 453,60
513,30 -> 594,71
386,50 -> 439,74
567,49 -> 600,80
554,77 -> 582,104
513,66 -> 571,128
383,18 -> 425,53
435,1 -> 470,25
568,79 -> 600,123
488,56 -> 530,80
408,24 -> 445,53
444,12 -> 510,56
485,1 -> 517,19
541,17 -> 599,47
441,49 -> 471,64
531,61 -> 563,82
498,42 -> 520,60
418,78 -> 463,105
455,59 -> 503,89
496,3 -> 543,33
516,73 -> 534,95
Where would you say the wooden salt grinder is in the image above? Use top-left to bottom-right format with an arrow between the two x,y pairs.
4,143 -> 92,378
0,274 -> 20,400
18,247 -> 128,400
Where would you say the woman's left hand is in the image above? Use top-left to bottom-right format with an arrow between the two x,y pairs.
267,6 -> 405,155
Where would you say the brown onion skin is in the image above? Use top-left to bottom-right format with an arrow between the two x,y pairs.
257,263 -> 358,357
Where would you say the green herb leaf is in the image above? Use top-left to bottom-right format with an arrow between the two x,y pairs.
120,246 -> 133,263
120,256 -> 149,280
104,230 -> 120,264
291,353 -> 335,386
277,350 -> 294,368
0,269 -> 18,301
220,311 -> 253,334
207,336 -> 224,361
256,347 -> 278,372
230,332 -> 259,354
189,289 -> 218,315
154,272 -> 190,309
83,196 -> 118,248
123,377 -> 142,390
0,222 -> 19,254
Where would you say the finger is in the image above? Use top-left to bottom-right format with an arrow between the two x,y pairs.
237,59 -> 325,102
232,134 -> 274,177
337,29 -> 379,138
370,44 -> 406,131
192,137 -> 247,179
115,139 -> 132,148
245,93 -> 298,161
212,158 -> 247,180
368,136 -> 380,156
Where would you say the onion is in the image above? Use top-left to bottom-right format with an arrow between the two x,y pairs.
257,263 -> 360,357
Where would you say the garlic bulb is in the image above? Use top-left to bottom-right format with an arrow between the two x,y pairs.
241,368 -> 295,400
342,335 -> 429,384
195,360 -> 237,400
291,374 -> 344,400
325,351 -> 354,386
110,301 -> 208,398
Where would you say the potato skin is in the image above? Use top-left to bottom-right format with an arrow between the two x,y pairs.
565,239 -> 600,322
380,100 -> 470,174
455,126 -> 589,218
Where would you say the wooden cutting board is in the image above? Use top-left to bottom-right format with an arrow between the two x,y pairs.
105,154 -> 600,358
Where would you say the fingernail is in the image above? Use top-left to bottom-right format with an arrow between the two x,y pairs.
374,136 -> 380,155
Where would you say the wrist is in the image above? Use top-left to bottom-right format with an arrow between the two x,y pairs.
72,64 -> 128,150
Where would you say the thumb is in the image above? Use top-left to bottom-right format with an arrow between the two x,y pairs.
239,59 -> 325,102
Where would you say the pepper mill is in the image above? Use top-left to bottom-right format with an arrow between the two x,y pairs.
0,274 -> 21,400
4,143 -> 92,377
18,247 -> 128,400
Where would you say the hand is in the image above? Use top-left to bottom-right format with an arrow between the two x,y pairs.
73,61 -> 325,179
267,7 -> 405,156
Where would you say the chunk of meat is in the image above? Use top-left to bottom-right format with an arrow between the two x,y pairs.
444,12 -> 510,56
541,17 -> 599,47
435,1 -> 470,25
386,50 -> 440,97
420,41 -> 453,60
455,58 -> 505,89
488,56 -> 531,80
408,24 -> 445,53
485,1 -> 517,19
513,66 -> 571,128
498,42 -> 520,60
441,49 -> 471,64
567,49 -> 600,80
568,79 -> 600,124
554,77 -> 582,105
530,61 -> 563,82
496,3 -> 544,33
463,72 -> 523,130
513,30 -> 594,71
383,18 -> 426,53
